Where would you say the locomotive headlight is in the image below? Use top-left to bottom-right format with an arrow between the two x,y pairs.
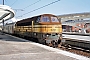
45,33 -> 51,37
46,35 -> 49,37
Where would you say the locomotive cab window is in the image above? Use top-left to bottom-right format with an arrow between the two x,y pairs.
41,16 -> 50,22
51,17 -> 59,22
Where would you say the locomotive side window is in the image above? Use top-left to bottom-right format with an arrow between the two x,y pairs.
51,17 -> 59,22
37,17 -> 41,22
41,16 -> 50,22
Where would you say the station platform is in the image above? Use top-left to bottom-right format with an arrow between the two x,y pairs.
0,32 -> 89,60
63,32 -> 90,36
62,32 -> 90,42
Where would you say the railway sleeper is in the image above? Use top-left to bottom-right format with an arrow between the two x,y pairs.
65,44 -> 90,53
62,39 -> 90,52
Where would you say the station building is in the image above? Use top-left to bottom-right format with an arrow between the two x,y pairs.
57,12 -> 90,33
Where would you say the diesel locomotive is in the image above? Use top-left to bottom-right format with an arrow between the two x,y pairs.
14,14 -> 62,46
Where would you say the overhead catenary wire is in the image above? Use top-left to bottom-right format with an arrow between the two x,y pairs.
22,0 -> 42,9
10,0 -> 18,7
13,0 -> 42,12
17,0 -> 60,18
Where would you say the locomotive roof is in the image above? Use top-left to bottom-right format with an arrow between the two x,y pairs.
16,14 -> 56,24
16,15 -> 40,24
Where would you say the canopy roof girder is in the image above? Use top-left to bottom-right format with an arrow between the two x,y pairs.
0,5 -> 15,23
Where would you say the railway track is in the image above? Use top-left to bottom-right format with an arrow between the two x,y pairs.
45,37 -> 90,58
45,41 -> 90,58
58,34 -> 90,57
58,45 -> 90,58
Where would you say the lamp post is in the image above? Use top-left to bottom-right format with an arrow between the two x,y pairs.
2,0 -> 4,34
3,0 -> 4,5
2,19 -> 4,34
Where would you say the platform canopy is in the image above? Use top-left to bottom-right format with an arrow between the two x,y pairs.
0,5 -> 15,23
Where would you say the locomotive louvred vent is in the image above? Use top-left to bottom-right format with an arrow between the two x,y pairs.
52,35 -> 55,36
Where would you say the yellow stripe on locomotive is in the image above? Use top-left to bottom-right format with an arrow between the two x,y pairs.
17,24 -> 62,33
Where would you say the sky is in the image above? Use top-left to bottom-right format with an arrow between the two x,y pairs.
0,0 -> 90,23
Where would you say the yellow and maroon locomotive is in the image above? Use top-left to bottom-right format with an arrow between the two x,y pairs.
14,14 -> 62,46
